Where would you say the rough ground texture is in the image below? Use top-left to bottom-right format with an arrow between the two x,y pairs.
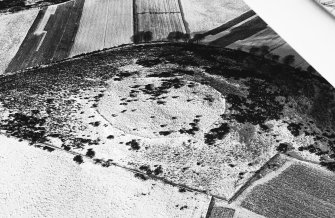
0,43 -> 335,199
0,8 -> 38,74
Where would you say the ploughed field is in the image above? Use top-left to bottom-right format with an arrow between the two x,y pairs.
70,0 -> 133,56
134,0 -> 187,42
0,8 -> 39,73
6,0 -> 85,73
1,44 -> 335,200
237,157 -> 335,218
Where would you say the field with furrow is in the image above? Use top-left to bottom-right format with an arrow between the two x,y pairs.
137,13 -> 186,41
70,0 -> 133,57
5,0 -> 85,73
136,0 -> 181,13
0,8 -> 39,74
135,0 -> 187,42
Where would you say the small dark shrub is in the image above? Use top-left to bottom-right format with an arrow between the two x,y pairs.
86,148 -> 95,158
73,155 -> 84,164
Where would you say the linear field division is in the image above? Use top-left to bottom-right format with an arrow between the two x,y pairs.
70,0 -> 133,57
240,162 -> 335,218
134,0 -> 186,42
6,0 -> 85,73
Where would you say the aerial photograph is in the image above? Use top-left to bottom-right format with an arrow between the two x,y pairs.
0,0 -> 334,217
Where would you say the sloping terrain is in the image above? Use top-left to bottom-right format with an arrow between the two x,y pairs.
5,0 -> 85,73
0,135 -> 210,217
1,44 -> 334,201
70,0 -> 133,57
0,8 -> 39,73
135,0 -> 187,42
227,27 -> 310,69
181,0 -> 250,35
0,0 -> 70,13
235,156 -> 335,218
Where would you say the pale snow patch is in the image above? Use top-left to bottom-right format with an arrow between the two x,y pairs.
0,135 -> 210,217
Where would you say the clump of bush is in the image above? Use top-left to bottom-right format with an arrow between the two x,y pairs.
73,155 -> 83,164
86,148 -> 95,158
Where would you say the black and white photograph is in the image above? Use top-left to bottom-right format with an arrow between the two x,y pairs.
0,0 -> 335,217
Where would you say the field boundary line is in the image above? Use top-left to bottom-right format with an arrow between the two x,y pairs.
102,0 -> 110,48
2,42 -> 187,77
136,12 -> 181,14
0,131 -> 227,201
189,10 -> 256,43
205,197 -> 216,218
52,1 -> 73,61
133,0 -> 137,41
177,0 -> 190,34
228,153 -> 281,204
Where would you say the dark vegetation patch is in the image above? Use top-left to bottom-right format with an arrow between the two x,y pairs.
86,148 -> 95,158
92,158 -> 113,167
287,123 -> 302,137
107,135 -> 114,139
298,144 -> 327,156
153,165 -> 163,175
159,131 -> 173,136
0,43 -> 335,167
225,79 -> 284,125
0,0 -> 70,13
178,187 -> 186,192
126,139 -> 140,150
134,173 -> 148,181
89,121 -> 100,127
179,117 -> 200,136
138,78 -> 186,98
139,165 -> 163,176
43,146 -> 55,152
180,205 -> 188,210
73,155 -> 83,164
0,113 -> 48,145
204,123 -> 230,145
136,58 -> 162,67
276,143 -> 290,153
320,161 -> 335,171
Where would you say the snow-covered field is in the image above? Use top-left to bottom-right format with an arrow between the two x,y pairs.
0,135 -> 210,217
0,9 -> 38,74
